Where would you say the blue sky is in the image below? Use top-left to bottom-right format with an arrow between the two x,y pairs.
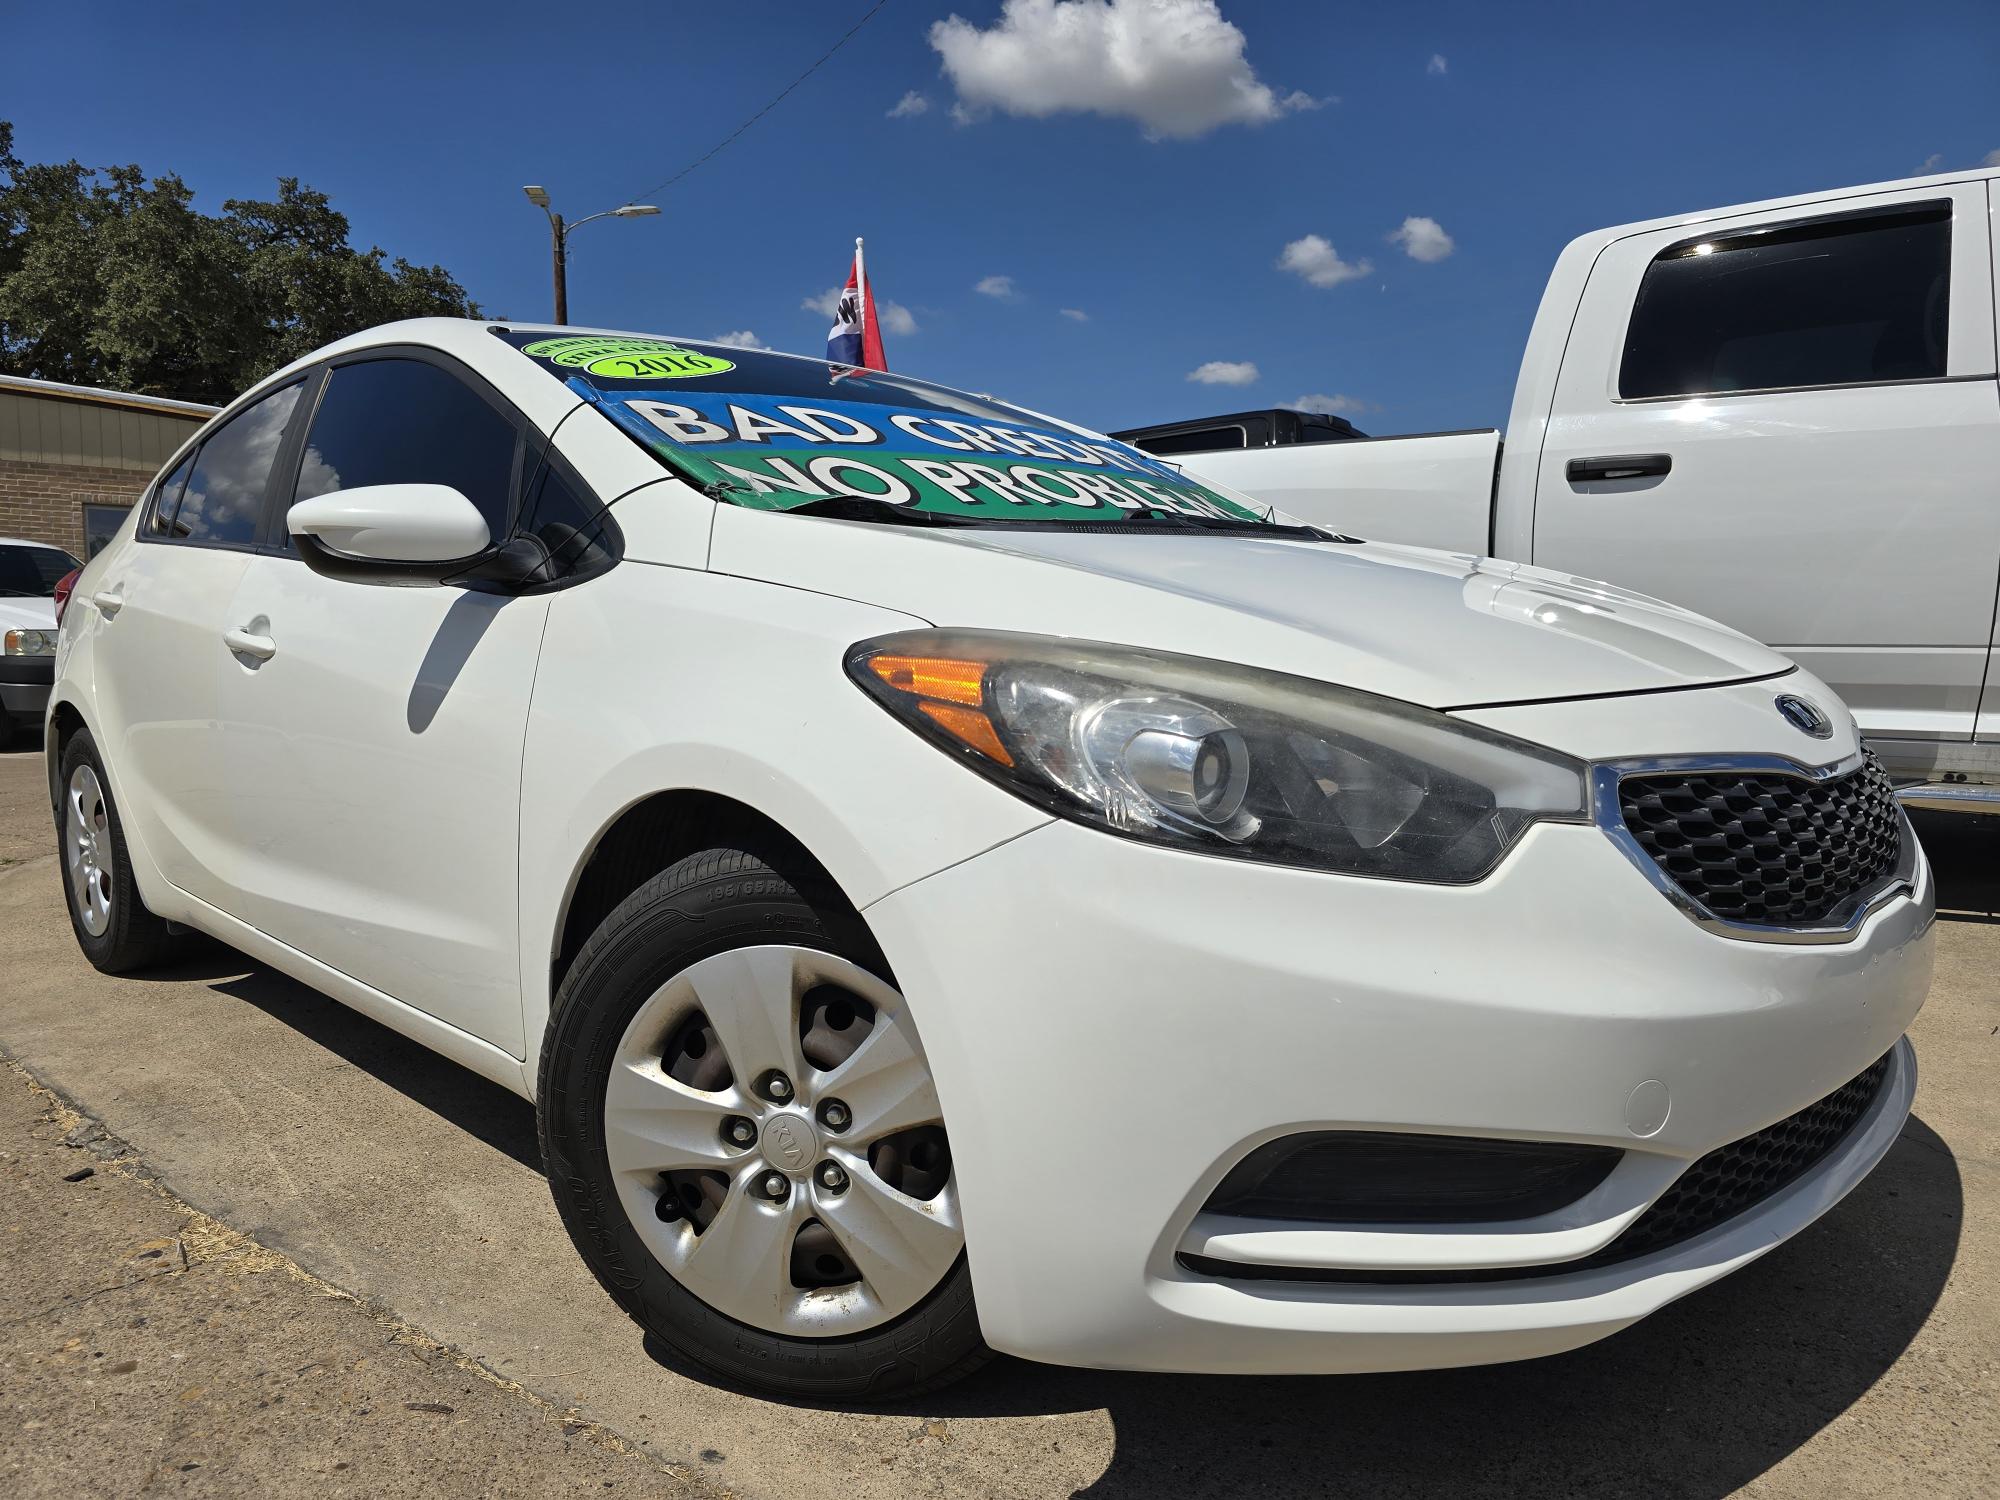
9,0 -> 1999,433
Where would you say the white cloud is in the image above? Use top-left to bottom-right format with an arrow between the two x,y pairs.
1277,233 -> 1372,288
1984,148 -> 2000,168
1279,89 -> 1333,111
1059,307 -> 1089,321
1187,359 -> 1259,386
1291,392 -> 1371,416
888,90 -> 930,119
1427,53 -> 1448,76
1388,215 -> 1454,263
974,274 -> 1019,299
931,0 -> 1319,142
1916,152 -> 1945,173
709,330 -> 770,350
802,288 -> 920,336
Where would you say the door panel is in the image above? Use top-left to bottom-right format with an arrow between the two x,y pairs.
214,558 -> 548,1052
92,539 -> 249,902
90,380 -> 308,901
1531,182 -> 2000,740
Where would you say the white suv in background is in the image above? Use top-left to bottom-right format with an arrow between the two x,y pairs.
47,320 -> 1933,1398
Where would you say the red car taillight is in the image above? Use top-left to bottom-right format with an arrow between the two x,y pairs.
53,568 -> 80,627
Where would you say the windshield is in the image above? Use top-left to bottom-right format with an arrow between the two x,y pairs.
0,543 -> 80,598
496,329 -> 1277,528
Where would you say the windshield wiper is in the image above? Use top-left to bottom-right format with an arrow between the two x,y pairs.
782,496 -> 985,528
1116,508 -> 1337,541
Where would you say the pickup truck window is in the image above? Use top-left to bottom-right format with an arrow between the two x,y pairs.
1619,202 -> 1951,400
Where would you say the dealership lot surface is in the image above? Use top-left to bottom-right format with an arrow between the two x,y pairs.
0,746 -> 1994,1498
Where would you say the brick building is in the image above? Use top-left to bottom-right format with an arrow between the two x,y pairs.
0,374 -> 216,558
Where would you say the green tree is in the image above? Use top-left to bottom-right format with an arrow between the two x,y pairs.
0,124 -> 480,403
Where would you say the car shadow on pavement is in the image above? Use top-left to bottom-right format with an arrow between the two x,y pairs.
128,950 -> 544,1173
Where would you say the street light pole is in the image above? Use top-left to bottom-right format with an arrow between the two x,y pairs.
549,211 -> 567,325
522,187 -> 659,326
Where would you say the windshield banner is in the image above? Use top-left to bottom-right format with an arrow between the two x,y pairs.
576,384 -> 1264,523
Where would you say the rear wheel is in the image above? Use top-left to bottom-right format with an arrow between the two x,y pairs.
57,729 -> 187,973
538,846 -> 987,1399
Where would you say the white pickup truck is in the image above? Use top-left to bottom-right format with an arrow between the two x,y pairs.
1165,168 -> 2000,812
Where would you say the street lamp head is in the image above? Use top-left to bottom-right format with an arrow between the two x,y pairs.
613,204 -> 661,217
522,185 -> 550,208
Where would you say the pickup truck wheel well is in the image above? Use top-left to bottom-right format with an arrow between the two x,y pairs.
550,791 -> 883,1004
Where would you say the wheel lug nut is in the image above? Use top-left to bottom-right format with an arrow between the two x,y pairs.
721,1116 -> 757,1148
760,1171 -> 790,1201
757,1071 -> 794,1103
816,1161 -> 848,1193
818,1100 -> 851,1132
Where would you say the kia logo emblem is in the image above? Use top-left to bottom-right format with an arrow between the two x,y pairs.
770,1119 -> 805,1167
1774,694 -> 1833,739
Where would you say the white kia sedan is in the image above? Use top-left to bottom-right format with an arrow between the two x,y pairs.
46,320 -> 1933,1399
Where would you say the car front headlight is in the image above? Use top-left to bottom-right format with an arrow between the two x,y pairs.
847,630 -> 1588,883
3,628 -> 55,657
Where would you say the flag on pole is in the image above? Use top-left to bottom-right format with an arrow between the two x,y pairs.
826,237 -> 889,371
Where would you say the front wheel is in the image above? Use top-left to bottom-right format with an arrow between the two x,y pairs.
537,847 -> 988,1399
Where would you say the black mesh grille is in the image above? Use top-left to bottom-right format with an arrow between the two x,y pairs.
1179,1052 -> 1893,1286
1617,754 -> 1902,926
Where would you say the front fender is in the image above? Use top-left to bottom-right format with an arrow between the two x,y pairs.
516,565 -> 1050,1083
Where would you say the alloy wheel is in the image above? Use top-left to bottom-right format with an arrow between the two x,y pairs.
603,945 -> 962,1337
64,764 -> 113,937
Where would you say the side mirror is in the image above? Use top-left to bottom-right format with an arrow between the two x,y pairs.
288,484 -> 493,586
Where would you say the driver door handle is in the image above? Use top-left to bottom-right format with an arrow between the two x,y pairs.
92,591 -> 124,616
224,627 -> 277,661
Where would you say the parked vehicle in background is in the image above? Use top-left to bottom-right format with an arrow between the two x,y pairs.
1115,406 -> 1369,457
1172,168 -> 2000,812
47,320 -> 1931,1399
1,537 -> 81,745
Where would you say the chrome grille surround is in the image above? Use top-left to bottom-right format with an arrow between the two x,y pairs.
1592,750 -> 1919,945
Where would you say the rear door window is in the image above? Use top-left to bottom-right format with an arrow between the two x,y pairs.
291,357 -> 521,541
1619,203 -> 1952,399
161,382 -> 304,547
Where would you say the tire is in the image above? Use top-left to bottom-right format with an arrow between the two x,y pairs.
56,728 -> 188,974
537,846 -> 990,1401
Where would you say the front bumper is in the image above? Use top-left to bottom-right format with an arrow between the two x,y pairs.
0,654 -> 54,730
866,810 -> 1933,1374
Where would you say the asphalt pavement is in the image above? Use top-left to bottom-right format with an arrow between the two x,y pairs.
1,743 -> 1994,1498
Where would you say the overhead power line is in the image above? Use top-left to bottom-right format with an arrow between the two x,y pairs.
628,0 -> 894,202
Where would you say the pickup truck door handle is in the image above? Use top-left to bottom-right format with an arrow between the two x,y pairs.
1566,453 -> 1672,483
91,591 -> 124,617
223,627 -> 277,662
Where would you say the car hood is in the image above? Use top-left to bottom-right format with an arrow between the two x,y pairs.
704,509 -> 1791,711
0,597 -> 55,633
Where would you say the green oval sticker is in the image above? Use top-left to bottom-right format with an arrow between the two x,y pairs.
521,336 -> 735,380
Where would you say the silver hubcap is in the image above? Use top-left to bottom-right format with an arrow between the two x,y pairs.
64,765 -> 113,937
604,946 -> 961,1337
